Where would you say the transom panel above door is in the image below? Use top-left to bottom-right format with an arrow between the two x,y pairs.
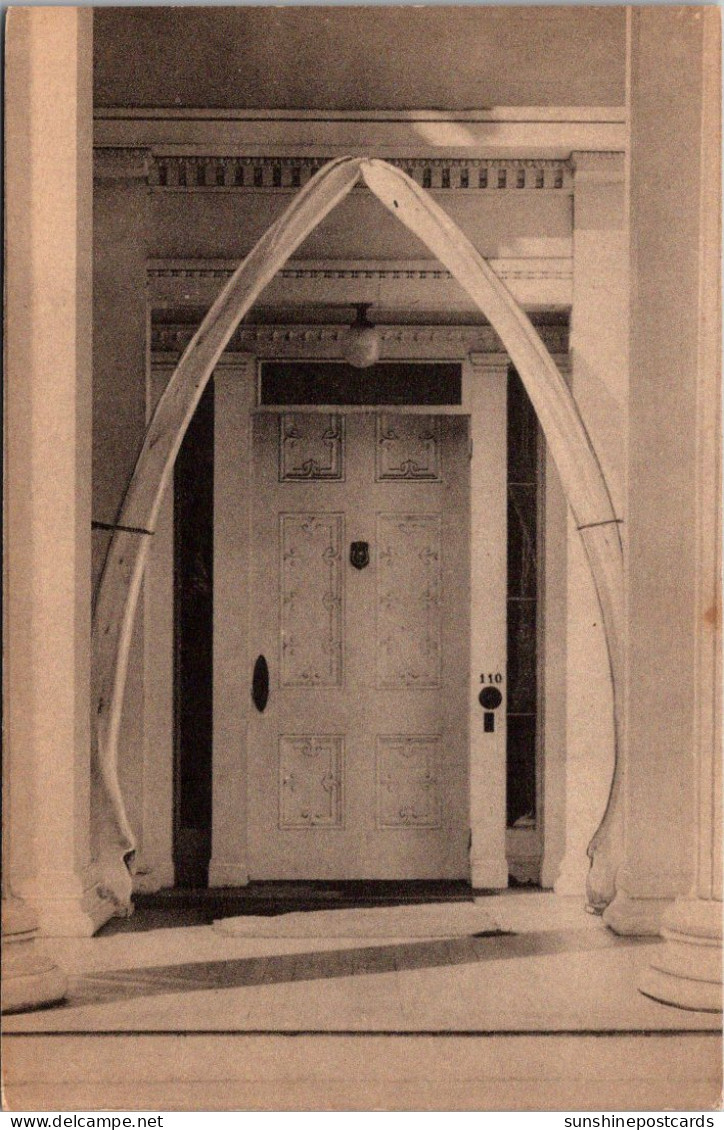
247,411 -> 471,880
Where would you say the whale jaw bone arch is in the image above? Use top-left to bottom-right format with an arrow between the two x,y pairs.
92,156 -> 624,914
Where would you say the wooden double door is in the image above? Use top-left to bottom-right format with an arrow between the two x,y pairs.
247,411 -> 471,879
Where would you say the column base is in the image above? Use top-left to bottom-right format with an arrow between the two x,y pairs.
470,855 -> 509,890
554,855 -> 589,899
1,898 -> 67,1014
602,892 -> 672,936
639,898 -> 723,1013
540,849 -> 565,890
208,861 -> 250,887
17,869 -> 119,937
35,886 -> 117,937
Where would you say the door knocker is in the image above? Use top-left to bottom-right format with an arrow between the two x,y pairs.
350,541 -> 370,570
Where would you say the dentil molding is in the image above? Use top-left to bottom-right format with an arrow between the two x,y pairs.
148,259 -> 573,284
94,149 -> 576,192
147,154 -> 574,192
147,258 -> 574,311
150,321 -> 570,359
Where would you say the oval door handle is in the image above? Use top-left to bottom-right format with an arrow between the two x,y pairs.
252,654 -> 270,713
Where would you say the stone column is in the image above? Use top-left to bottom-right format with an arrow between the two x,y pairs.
466,353 -> 509,890
92,148 -> 152,868
555,152 -> 628,904
3,2 -> 107,965
134,364 -> 177,893
539,357 -> 570,890
210,358 -> 256,887
604,8 -> 717,941
635,8 -> 721,1006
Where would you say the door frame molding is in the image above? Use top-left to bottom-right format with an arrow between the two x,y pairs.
144,340 -> 569,891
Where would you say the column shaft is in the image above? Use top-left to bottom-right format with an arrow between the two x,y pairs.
605,7 -> 716,945
630,9 -> 721,1006
556,154 -> 628,904
4,7 -> 107,952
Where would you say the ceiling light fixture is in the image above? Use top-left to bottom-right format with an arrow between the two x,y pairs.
342,303 -> 380,369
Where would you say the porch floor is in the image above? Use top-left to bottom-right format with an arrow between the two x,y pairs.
3,892 -> 721,1111
108,879 -> 480,930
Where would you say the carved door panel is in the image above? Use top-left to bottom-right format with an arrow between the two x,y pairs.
247,411 -> 470,879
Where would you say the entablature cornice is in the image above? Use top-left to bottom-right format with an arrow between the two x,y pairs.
147,257 -> 574,310
94,105 -> 626,158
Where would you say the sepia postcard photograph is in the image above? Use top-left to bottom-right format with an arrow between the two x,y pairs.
2,2 -> 722,1114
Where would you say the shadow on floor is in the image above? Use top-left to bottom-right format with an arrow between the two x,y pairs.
63,929 -> 652,1011
100,881 -> 494,934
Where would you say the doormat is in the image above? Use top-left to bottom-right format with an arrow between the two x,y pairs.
213,902 -> 502,938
